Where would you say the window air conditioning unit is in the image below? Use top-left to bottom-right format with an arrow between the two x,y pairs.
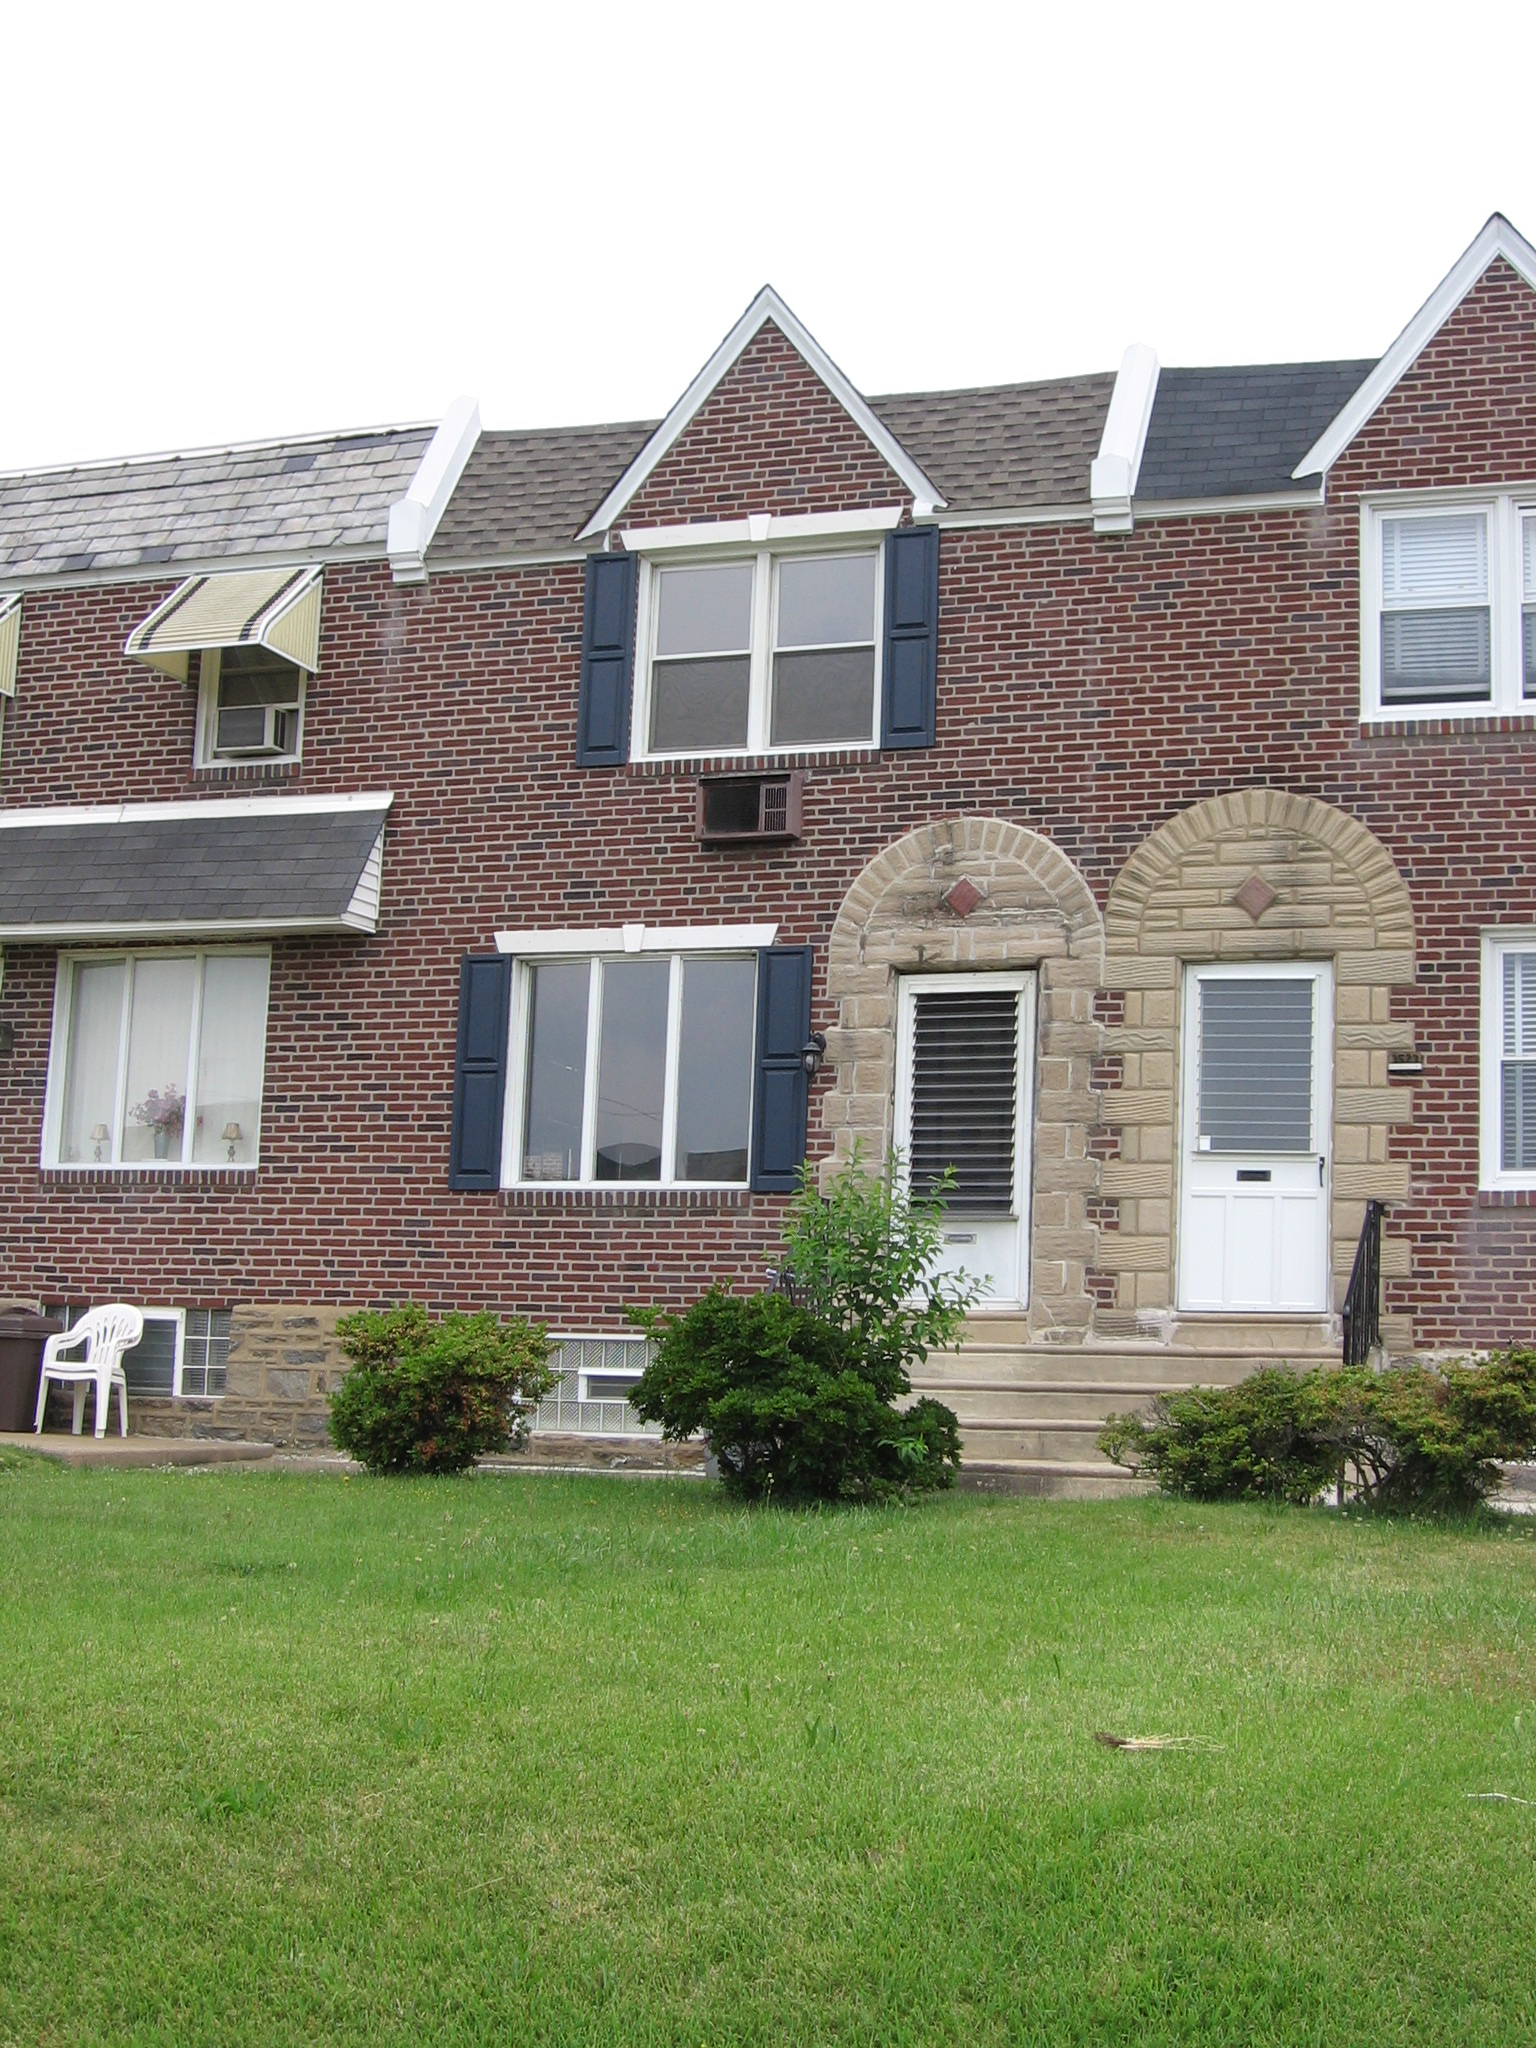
696,771 -> 804,846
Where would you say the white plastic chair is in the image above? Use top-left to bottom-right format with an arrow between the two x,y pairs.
34,1305 -> 144,1440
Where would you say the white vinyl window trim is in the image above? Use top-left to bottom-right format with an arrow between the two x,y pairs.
629,540 -> 885,761
1481,931 -> 1536,1192
501,944 -> 760,1190
193,648 -> 307,768
40,946 -> 271,1172
1361,494 -> 1536,720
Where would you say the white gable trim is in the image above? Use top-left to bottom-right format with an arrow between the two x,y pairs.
1293,214 -> 1536,481
1090,344 -> 1160,533
388,395 -> 481,584
577,287 -> 946,540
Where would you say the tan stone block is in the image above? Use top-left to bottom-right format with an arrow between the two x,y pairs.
1100,1160 -> 1172,1197
1336,1049 -> 1371,1087
1104,954 -> 1179,989
1141,1126 -> 1174,1162
1336,1087 -> 1413,1124
1379,1314 -> 1415,1352
1141,1050 -> 1175,1090
1335,985 -> 1371,1023
1369,1126 -> 1388,1162
1094,1234 -> 1170,1273
1100,1089 -> 1174,1125
1336,949 -> 1415,985
1332,1160 -> 1411,1201
1380,1235 -> 1411,1279
1334,1123 -> 1369,1164
1138,1198 -> 1172,1234
1335,1022 -> 1402,1049
1135,1272 -> 1171,1310
1142,990 -> 1177,1027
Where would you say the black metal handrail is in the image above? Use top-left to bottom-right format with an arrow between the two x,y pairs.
1341,1199 -> 1386,1365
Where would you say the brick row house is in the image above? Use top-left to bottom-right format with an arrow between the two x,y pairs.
2,216 -> 1534,1484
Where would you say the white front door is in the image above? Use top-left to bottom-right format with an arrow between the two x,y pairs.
895,971 -> 1034,1309
1177,962 -> 1333,1313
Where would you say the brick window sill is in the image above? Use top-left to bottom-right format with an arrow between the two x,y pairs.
1360,713 -> 1536,740
626,747 -> 877,777
1478,1188 -> 1536,1208
39,1168 -> 259,1187
499,1186 -> 755,1211
193,759 -> 301,785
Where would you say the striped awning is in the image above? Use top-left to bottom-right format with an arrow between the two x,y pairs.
125,565 -> 322,682
0,593 -> 19,698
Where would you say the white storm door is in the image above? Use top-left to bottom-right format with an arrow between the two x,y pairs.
1177,962 -> 1332,1313
895,972 -> 1033,1309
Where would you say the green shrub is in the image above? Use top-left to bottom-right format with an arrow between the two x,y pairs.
629,1289 -> 961,1503
1101,1348 -> 1536,1512
328,1304 -> 554,1475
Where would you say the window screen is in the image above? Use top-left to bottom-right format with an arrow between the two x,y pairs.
1198,978 -> 1314,1153
907,989 -> 1019,1212
122,1314 -> 179,1395
1380,511 -> 1491,704
1503,951 -> 1536,1173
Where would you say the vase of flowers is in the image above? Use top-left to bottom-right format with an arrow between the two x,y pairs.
131,1085 -> 186,1159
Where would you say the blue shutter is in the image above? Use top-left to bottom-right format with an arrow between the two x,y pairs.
576,552 -> 638,765
750,945 -> 813,1193
880,525 -> 940,749
449,954 -> 512,1189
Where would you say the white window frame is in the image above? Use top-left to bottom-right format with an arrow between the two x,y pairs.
1480,929 -> 1536,1192
628,528 -> 889,763
40,946 -> 272,1173
1361,491 -> 1536,721
498,927 -> 772,1191
194,648 -> 307,768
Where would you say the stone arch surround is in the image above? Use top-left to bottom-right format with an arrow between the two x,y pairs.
822,818 -> 1105,1342
1101,787 -> 1417,1345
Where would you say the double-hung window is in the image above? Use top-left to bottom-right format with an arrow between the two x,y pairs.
44,948 -> 270,1169
1365,497 -> 1536,718
510,945 -> 759,1186
1483,934 -> 1536,1191
638,546 -> 882,758
197,647 -> 305,765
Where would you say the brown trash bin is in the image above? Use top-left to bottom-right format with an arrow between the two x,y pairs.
0,1312 -> 63,1432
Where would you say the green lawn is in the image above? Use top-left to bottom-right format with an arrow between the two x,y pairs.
2,1457 -> 1534,2046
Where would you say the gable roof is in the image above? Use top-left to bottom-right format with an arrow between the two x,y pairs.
0,427 -> 434,584
575,287 -> 947,539
1293,213 -> 1536,479
1139,361 -> 1377,501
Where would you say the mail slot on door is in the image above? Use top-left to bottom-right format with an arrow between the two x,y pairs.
1236,1169 -> 1272,1182
945,1232 -> 978,1243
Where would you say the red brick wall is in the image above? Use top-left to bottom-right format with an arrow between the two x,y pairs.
1,269 -> 1534,1347
619,321 -> 907,527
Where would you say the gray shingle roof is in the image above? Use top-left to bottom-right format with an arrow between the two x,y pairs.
0,801 -> 389,937
427,419 -> 659,561
1137,362 -> 1376,500
0,429 -> 433,582
870,375 -> 1116,512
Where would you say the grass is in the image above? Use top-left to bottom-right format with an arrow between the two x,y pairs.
2,1455 -> 1535,2045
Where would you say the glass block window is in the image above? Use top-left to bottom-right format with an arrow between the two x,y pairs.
533,1335 -> 659,1437
181,1309 -> 232,1396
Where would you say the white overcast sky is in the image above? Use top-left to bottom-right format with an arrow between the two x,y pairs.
3,0 -> 1534,471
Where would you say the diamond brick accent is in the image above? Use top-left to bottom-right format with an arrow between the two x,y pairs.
1232,871 -> 1278,920
942,875 -> 985,919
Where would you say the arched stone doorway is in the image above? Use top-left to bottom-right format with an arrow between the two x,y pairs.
822,818 -> 1105,1341
1101,787 -> 1416,1344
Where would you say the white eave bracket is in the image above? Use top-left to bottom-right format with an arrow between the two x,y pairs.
387,395 -> 481,584
1090,344 -> 1160,534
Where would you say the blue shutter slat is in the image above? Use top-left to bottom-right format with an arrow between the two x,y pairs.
576,552 -> 638,766
750,945 -> 813,1193
449,953 -> 512,1189
880,526 -> 939,749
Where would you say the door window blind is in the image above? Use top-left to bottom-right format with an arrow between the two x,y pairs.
1503,950 -> 1536,1173
1198,978 -> 1314,1153
1381,510 -> 1491,704
908,989 -> 1018,1212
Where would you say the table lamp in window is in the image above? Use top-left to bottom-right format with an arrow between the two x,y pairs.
222,1122 -> 241,1163
91,1123 -> 109,1163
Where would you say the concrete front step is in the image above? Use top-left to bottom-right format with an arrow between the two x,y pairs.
956,1417 -> 1125,1465
958,1458 -> 1149,1500
922,1345 -> 1282,1389
914,1379 -> 1198,1422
